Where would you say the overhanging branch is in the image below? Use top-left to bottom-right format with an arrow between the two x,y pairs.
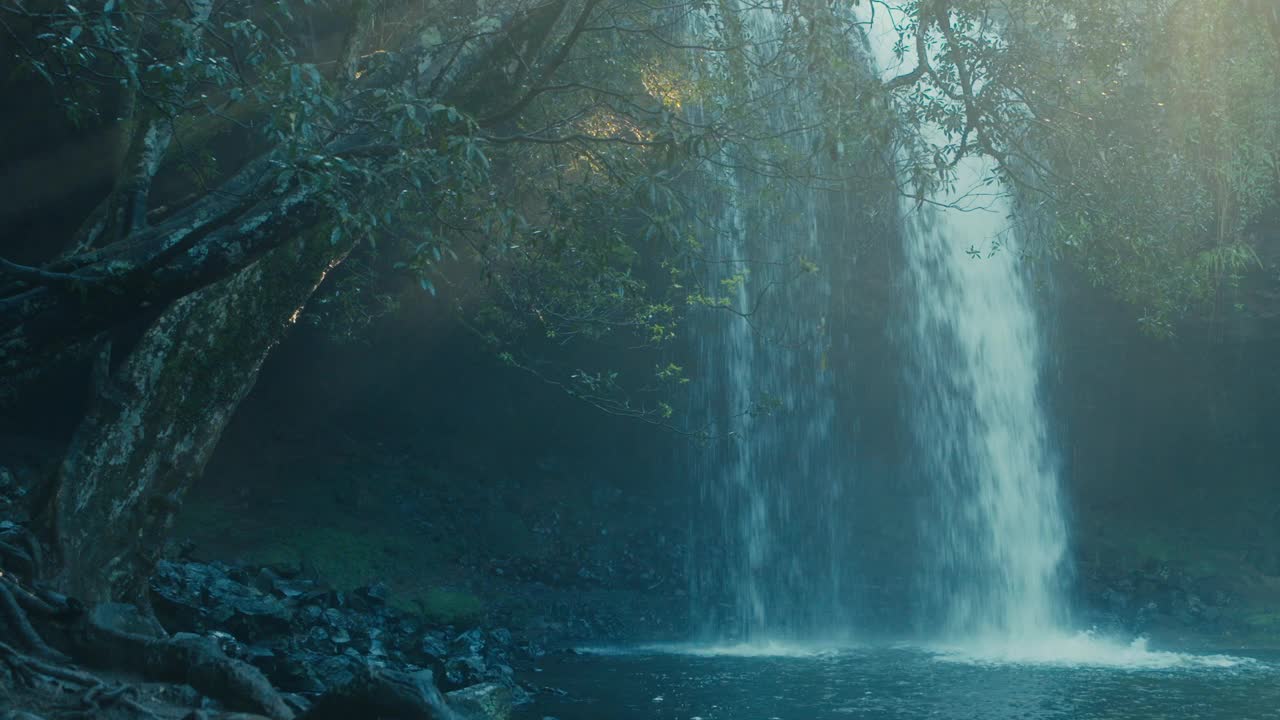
883,2 -> 936,92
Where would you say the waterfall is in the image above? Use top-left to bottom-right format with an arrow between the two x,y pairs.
861,11 -> 1071,641
901,198 -> 1071,641
683,3 -> 1072,647
684,4 -> 851,644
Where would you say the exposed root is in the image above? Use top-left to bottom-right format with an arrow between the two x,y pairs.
0,642 -> 98,686
0,524 -> 44,583
0,582 -> 68,663
80,682 -> 162,719
0,558 -> 275,712
77,604 -> 295,720
0,512 -> 287,719
1,638 -> 187,719
2,576 -> 66,619
0,564 -> 290,720
0,541 -> 34,578
0,523 -> 455,720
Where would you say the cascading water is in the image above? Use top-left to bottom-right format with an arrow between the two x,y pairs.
683,5 -> 851,644
900,198 -> 1071,641
686,3 -> 1074,649
859,11 -> 1071,642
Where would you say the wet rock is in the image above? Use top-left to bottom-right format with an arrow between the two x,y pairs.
152,561 -> 293,639
313,652 -> 365,690
447,683 -> 513,720
209,630 -> 250,660
271,579 -> 311,600
421,632 -> 449,660
368,630 -> 388,658
444,654 -> 488,690
258,650 -> 327,695
145,559 -> 546,709
298,665 -> 452,720
281,692 -> 312,715
88,602 -> 167,638
452,628 -> 485,655
253,567 -> 281,594
352,582 -> 390,609
490,628 -> 513,647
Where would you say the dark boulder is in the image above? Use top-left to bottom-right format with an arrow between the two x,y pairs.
152,561 -> 294,639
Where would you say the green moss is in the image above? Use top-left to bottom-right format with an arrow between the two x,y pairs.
240,526 -> 420,590
393,587 -> 485,625
200,519 -> 486,623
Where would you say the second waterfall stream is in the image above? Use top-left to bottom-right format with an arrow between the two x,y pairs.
860,8 -> 1072,644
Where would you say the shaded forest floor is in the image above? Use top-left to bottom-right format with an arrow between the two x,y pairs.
171,427 -> 691,647
171,428 -> 1280,654
1073,468 -> 1280,650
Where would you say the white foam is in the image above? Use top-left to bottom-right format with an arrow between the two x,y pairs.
929,630 -> 1257,670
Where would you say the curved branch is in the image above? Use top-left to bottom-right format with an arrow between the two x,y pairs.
883,2 -> 937,91
0,258 -> 106,289
933,5 -> 1004,164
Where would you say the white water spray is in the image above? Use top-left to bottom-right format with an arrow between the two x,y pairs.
684,4 -> 849,643
859,10 -> 1070,643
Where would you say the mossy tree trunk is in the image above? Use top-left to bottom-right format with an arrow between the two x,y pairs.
46,229 -> 352,607
3,0 -> 588,615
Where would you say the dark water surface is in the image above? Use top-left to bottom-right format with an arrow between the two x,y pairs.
517,643 -> 1279,720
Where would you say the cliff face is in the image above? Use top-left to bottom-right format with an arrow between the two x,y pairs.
1050,232 -> 1280,644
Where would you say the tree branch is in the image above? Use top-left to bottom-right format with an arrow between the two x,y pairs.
480,0 -> 604,126
0,258 -> 105,289
883,1 -> 936,91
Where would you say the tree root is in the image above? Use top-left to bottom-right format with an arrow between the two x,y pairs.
0,599 -> 463,720
0,541 -> 35,579
80,682 -> 162,719
0,582 -> 68,663
0,552 -> 288,720
0,639 -> 152,718
2,575 -> 71,621
74,603 -> 294,720
0,523 -> 43,581
2,711 -> 52,720
0,526 -> 455,720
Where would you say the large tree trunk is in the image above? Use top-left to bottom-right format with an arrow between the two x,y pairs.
46,229 -> 351,606
30,0 -> 591,607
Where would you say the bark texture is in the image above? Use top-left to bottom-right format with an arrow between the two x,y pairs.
49,230 -> 351,606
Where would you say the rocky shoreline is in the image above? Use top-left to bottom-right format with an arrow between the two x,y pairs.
6,547 -> 1278,719
1,554 -> 567,719
147,559 -> 542,716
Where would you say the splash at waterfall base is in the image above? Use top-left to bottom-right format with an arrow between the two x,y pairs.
672,3 -> 1280,662
523,643 -> 1274,720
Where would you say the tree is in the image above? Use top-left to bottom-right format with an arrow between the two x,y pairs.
0,0 -> 878,711
869,0 -> 1280,336
5,0 -> 1270,708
